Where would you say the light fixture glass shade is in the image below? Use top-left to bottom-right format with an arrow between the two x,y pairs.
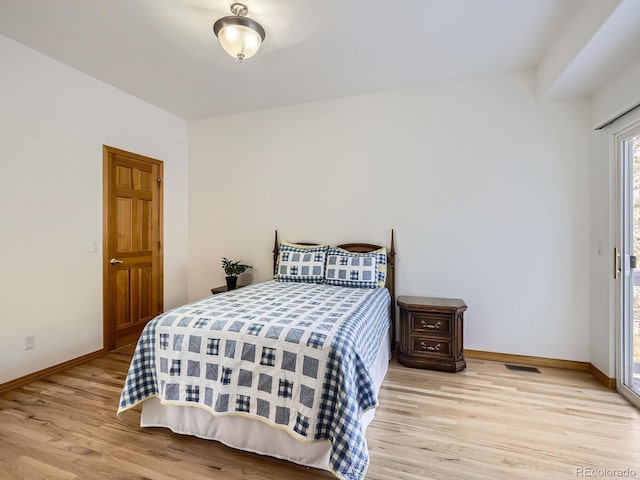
213,15 -> 265,62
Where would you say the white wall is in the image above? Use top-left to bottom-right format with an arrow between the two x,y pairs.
589,55 -> 640,377
189,69 -> 591,361
588,128 -> 616,377
0,35 -> 189,384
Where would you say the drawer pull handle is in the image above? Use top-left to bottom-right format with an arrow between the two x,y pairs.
420,342 -> 440,352
421,320 -> 441,329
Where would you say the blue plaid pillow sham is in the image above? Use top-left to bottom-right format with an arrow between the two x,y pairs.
324,247 -> 386,288
276,244 -> 328,284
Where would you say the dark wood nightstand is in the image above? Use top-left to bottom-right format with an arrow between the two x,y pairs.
210,285 -> 246,295
397,296 -> 467,372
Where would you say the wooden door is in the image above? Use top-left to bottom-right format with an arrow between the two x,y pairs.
103,146 -> 163,350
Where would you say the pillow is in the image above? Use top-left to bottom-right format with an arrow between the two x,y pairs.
324,247 -> 387,288
276,243 -> 328,284
335,246 -> 387,288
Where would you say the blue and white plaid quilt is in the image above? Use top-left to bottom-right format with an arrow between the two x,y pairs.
118,280 -> 390,480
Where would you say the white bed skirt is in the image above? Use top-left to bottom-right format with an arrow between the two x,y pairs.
140,330 -> 391,471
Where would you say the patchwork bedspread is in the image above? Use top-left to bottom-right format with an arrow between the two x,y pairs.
117,280 -> 391,480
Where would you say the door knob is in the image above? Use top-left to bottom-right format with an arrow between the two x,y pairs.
110,258 -> 124,264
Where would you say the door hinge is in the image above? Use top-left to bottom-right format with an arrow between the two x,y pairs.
614,247 -> 620,279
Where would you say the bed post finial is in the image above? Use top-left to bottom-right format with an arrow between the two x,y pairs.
273,230 -> 279,275
390,228 -> 395,257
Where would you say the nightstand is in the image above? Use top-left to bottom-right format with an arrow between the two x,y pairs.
210,285 -> 246,295
397,296 -> 467,372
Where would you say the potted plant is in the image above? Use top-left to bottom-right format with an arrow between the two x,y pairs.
221,257 -> 252,290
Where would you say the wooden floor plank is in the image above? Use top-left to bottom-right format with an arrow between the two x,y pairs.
1,352 -> 639,479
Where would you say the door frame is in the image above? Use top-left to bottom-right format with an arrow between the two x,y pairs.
102,145 -> 164,351
614,120 -> 640,408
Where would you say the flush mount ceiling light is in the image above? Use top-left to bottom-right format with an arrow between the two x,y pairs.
213,3 -> 266,62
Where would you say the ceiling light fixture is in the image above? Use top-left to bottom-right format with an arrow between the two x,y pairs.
213,3 -> 265,62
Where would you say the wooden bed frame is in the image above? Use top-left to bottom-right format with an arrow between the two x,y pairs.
272,229 -> 396,348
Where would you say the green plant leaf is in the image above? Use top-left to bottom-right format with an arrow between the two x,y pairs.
221,257 -> 252,276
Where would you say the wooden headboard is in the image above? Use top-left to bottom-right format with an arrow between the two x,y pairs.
272,230 -> 397,347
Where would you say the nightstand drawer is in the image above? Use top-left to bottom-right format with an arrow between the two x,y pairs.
410,312 -> 451,334
410,336 -> 452,359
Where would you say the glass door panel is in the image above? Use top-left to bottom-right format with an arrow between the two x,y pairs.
621,129 -> 640,405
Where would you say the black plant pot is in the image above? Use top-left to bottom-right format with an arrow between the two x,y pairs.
225,276 -> 238,290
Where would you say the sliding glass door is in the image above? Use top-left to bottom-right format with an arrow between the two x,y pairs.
619,124 -> 640,407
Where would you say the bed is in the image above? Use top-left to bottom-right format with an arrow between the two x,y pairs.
117,231 -> 396,480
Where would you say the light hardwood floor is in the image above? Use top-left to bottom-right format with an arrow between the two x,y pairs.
1,347 -> 639,479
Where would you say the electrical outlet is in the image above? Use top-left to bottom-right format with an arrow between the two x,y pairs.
24,334 -> 35,350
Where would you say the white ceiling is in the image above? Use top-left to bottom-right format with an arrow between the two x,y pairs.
1,0 -> 639,120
